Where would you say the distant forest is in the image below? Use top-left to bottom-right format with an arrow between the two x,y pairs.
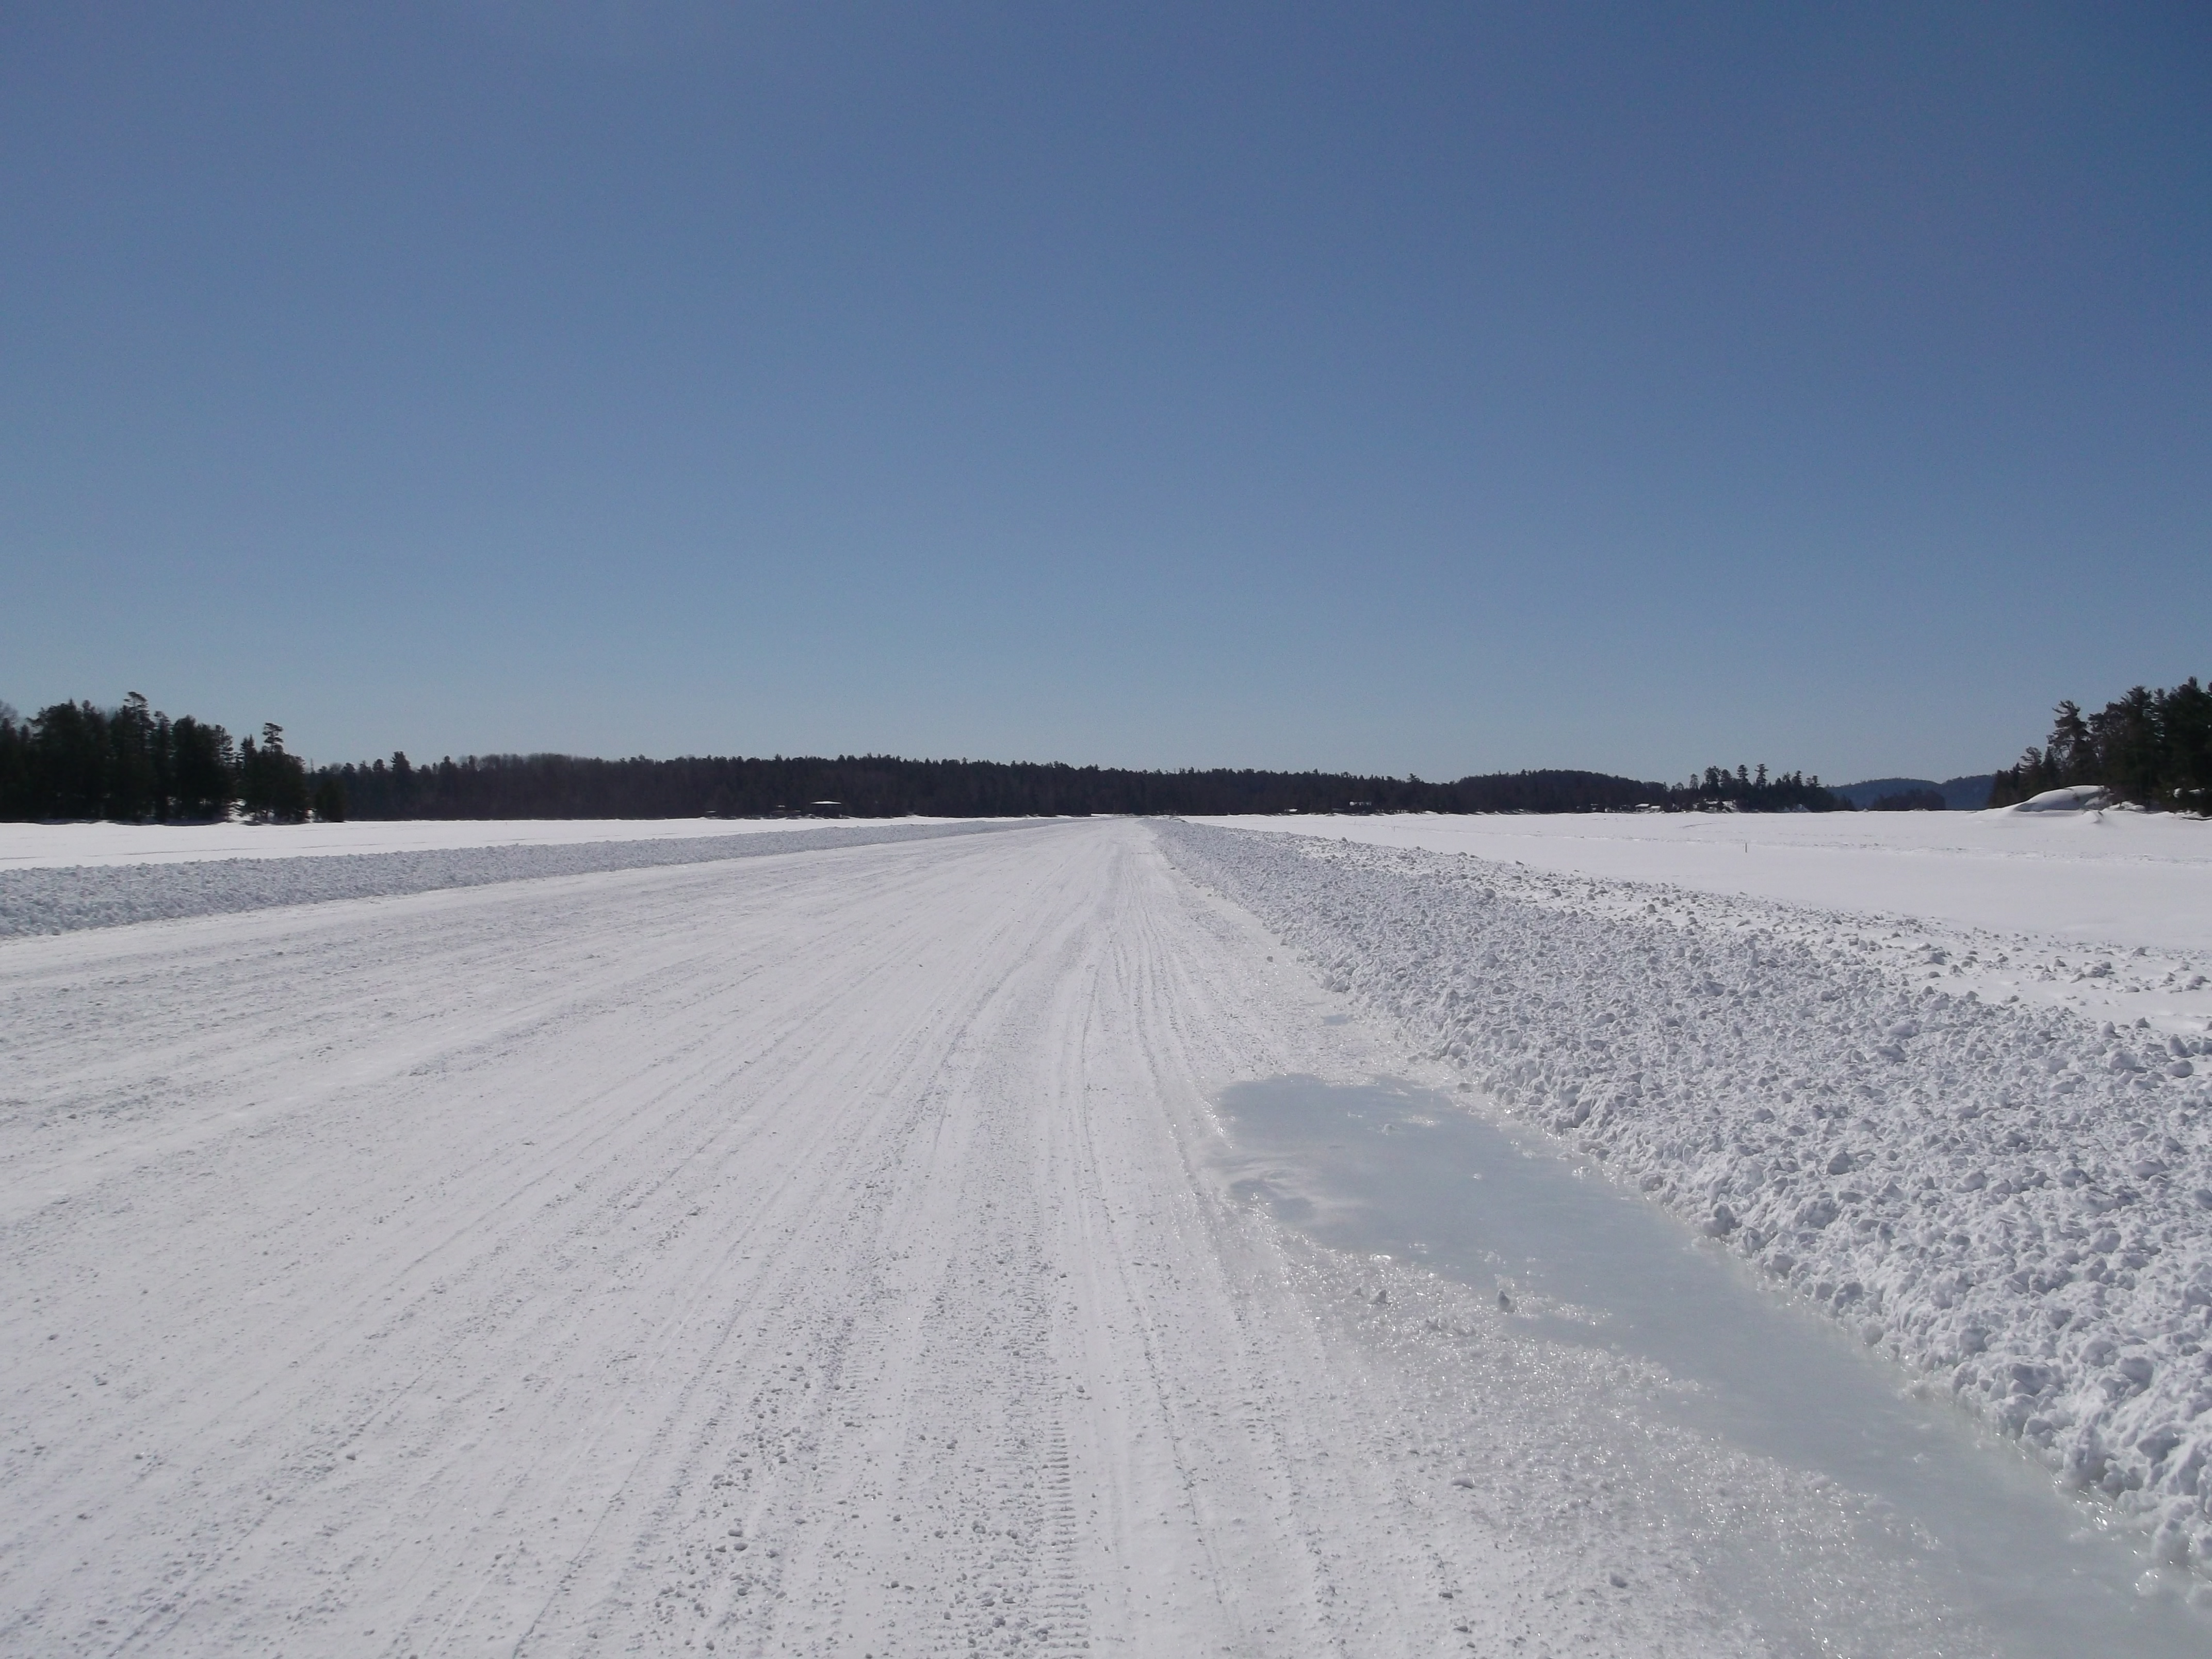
0,695 -> 330,824
3,692 -> 1846,823
20,680 -> 2212,823
1987,679 -> 2211,812
316,753 -> 1839,820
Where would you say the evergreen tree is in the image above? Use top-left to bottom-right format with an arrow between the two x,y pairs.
2164,678 -> 2212,812
106,693 -> 158,822
2049,701 -> 2092,781
0,704 -> 29,819
168,717 -> 236,819
1989,679 -> 2211,811
32,702 -> 111,818
238,724 -> 310,823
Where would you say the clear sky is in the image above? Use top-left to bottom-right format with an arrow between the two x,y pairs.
3,3 -> 2206,785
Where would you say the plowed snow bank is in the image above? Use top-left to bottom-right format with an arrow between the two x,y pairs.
0,815 -> 883,869
0,820 -> 1024,936
1160,821 -> 2212,1573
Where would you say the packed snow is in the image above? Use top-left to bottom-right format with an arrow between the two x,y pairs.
0,819 -> 1026,937
1163,813 -> 2212,1578
6,814 -> 2211,1653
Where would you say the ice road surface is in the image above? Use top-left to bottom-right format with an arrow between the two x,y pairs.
4,818 -> 2207,1655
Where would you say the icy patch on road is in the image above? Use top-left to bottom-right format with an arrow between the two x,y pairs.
1161,821 -> 2212,1579
0,820 -> 1031,936
1219,1076 -> 2208,1652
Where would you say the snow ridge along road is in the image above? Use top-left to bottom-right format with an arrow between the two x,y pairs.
6,818 -> 1857,1657
1159,820 -> 2212,1575
0,819 -> 1028,937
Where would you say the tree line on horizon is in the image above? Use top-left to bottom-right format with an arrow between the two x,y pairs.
23,677 -> 2212,824
1986,679 -> 2210,811
3,691 -> 1854,823
307,752 -> 1847,818
0,696 -> 330,824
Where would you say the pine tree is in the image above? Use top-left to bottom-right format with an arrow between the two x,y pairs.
238,724 -> 311,823
169,717 -> 235,819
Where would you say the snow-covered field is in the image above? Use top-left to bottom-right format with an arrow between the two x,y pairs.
5,814 -> 2210,1653
1191,806 -> 2212,952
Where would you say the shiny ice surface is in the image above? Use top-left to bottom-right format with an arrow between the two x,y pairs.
1217,1075 -> 2210,1657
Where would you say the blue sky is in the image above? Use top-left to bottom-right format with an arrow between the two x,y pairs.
3,3 -> 2206,783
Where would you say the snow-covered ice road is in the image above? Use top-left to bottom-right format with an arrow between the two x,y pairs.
1,819 -> 2201,1656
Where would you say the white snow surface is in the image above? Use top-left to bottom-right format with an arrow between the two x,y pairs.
0,820 -> 1026,937
0,815 -> 976,870
5,819 -> 2140,1656
1191,807 -> 2212,953
1160,819 -> 2212,1573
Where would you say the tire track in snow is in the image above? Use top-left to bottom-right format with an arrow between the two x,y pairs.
1,819 -> 2006,1656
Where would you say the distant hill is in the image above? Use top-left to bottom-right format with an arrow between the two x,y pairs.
1832,775 -> 1995,811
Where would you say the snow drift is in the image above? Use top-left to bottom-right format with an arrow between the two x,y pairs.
2011,786 -> 2115,812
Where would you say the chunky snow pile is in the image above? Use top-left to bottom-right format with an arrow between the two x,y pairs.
0,819 -> 1020,936
1159,820 -> 2212,1569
